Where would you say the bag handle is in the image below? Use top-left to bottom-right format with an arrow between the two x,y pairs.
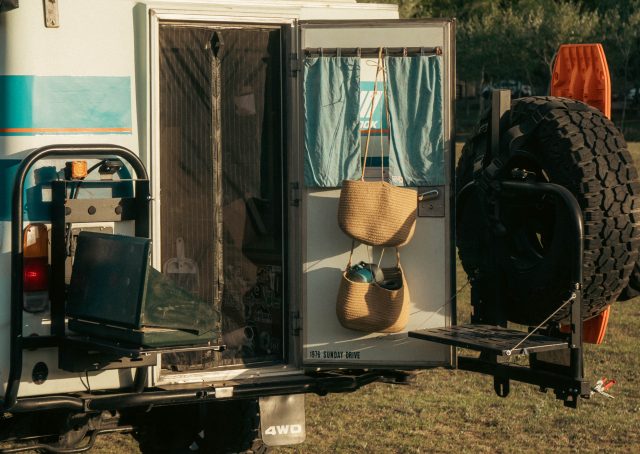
381,53 -> 391,181
345,240 -> 401,272
346,239 -> 357,270
361,48 -> 384,181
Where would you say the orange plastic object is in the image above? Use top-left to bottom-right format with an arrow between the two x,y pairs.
585,306 -> 611,344
70,160 -> 88,179
23,224 -> 48,258
560,306 -> 610,344
554,43 -> 612,344
551,44 -> 611,119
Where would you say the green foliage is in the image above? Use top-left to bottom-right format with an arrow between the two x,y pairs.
357,0 -> 425,18
601,2 -> 640,89
457,5 -> 538,87
359,0 -> 640,98
458,1 -> 600,91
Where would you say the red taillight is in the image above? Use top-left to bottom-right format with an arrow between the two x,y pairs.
23,257 -> 49,292
23,223 -> 49,292
23,224 -> 50,312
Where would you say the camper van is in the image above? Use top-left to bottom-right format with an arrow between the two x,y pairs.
1,0 -> 636,452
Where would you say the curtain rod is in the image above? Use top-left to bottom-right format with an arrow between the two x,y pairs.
303,46 -> 442,58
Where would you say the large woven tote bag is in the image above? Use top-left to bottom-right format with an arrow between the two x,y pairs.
338,49 -> 417,247
336,246 -> 410,333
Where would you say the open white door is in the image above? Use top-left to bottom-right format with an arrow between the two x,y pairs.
299,20 -> 456,368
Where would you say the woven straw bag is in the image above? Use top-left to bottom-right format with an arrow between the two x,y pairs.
338,180 -> 416,247
336,246 -> 410,333
337,48 -> 417,247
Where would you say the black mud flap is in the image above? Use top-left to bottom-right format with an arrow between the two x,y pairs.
259,394 -> 306,447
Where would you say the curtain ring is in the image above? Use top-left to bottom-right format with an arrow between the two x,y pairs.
356,47 -> 361,58
403,47 -> 408,57
319,47 -> 323,57
337,48 -> 341,57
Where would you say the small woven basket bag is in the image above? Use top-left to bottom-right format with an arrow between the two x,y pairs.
336,245 -> 409,333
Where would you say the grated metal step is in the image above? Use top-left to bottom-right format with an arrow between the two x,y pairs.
409,324 -> 568,356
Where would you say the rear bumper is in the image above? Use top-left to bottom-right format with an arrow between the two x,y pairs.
8,370 -> 397,414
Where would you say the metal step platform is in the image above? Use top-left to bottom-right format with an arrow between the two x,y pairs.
409,324 -> 568,356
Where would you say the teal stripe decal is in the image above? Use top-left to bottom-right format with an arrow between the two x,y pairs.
0,76 -> 132,135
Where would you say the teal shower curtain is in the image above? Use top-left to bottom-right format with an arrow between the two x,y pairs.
304,57 -> 361,187
386,55 -> 444,186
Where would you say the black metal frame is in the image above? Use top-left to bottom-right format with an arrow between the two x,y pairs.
5,144 -> 149,412
0,368 -> 395,451
7,370 -> 392,414
410,88 -> 590,407
50,179 -> 150,337
303,46 -> 442,57
460,89 -> 588,406
455,179 -> 589,406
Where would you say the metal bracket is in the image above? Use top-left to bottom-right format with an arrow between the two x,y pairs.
490,89 -> 511,158
290,54 -> 302,76
64,197 -> 138,223
59,341 -> 157,372
417,186 -> 445,217
289,182 -> 300,207
43,0 -> 59,28
290,311 -> 301,336
494,376 -> 510,398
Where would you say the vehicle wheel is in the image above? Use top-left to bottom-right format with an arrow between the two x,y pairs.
135,405 -> 205,453
199,399 -> 267,454
618,264 -> 640,300
457,96 -> 640,324
135,400 -> 267,454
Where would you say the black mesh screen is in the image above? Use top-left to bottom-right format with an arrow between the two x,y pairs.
159,24 -> 284,369
159,26 -> 216,305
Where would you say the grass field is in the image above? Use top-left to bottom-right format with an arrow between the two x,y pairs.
271,272 -> 639,454
91,144 -> 640,453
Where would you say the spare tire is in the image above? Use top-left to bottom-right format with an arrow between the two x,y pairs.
619,266 -> 640,300
457,96 -> 640,325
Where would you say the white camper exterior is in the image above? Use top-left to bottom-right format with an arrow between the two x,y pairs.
0,1 -> 456,450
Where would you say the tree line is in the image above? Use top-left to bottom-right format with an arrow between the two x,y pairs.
362,0 -> 640,99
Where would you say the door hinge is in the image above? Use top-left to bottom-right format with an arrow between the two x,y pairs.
290,54 -> 301,76
289,182 -> 300,207
44,0 -> 60,28
290,311 -> 301,336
